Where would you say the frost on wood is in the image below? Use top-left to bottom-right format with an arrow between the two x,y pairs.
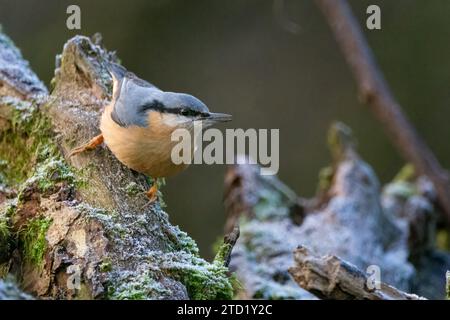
0,31 -> 233,299
0,32 -> 47,99
289,246 -> 423,300
225,122 -> 450,299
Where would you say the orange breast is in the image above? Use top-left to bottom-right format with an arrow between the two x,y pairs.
100,104 -> 190,178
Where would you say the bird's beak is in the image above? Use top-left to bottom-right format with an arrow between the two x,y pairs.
204,112 -> 232,122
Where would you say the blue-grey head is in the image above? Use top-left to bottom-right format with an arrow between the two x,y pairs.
107,63 -> 232,129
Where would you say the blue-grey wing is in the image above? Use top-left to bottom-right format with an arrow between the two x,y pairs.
108,63 -> 163,128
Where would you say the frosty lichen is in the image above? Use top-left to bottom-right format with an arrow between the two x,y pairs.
124,181 -> 143,197
23,157 -> 75,194
0,215 -> 9,242
146,251 -> 233,300
107,269 -> 171,300
0,96 -> 64,269
0,31 -> 47,97
106,249 -> 234,300
75,199 -> 233,300
0,98 -> 78,203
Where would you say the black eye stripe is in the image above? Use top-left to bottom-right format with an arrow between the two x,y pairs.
180,108 -> 200,116
137,100 -> 206,117
139,100 -> 166,114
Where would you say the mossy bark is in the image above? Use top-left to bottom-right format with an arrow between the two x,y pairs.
0,31 -> 233,299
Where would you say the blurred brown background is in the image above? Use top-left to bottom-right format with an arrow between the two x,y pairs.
1,0 -> 449,259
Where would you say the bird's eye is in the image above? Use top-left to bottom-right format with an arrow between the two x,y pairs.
180,108 -> 196,117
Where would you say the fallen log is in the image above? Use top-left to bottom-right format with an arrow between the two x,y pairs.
289,246 -> 423,300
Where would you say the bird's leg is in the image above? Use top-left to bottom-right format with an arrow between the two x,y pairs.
145,180 -> 158,203
68,134 -> 104,158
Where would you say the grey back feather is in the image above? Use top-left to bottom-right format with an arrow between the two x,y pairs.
109,63 -> 210,128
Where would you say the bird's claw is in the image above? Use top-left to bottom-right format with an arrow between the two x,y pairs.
146,185 -> 158,203
68,134 -> 104,158
140,184 -> 158,209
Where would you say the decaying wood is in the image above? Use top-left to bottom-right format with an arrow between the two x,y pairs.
0,32 -> 234,300
289,246 -> 423,300
225,122 -> 450,299
315,0 -> 450,225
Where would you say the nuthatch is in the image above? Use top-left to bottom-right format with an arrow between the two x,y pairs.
69,63 -> 231,202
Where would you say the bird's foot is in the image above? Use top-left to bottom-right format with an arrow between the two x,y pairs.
68,134 -> 104,158
140,183 -> 158,209
145,184 -> 158,203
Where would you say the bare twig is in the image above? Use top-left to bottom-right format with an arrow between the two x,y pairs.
220,225 -> 240,268
315,0 -> 450,224
289,246 -> 425,300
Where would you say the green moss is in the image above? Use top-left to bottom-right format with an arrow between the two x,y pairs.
73,164 -> 95,190
0,97 -> 78,199
383,180 -> 417,199
383,164 -> 421,200
393,164 -> 415,182
107,270 -> 171,300
211,236 -> 225,257
31,158 -> 75,193
2,202 -> 17,218
153,249 -> 234,300
171,227 -> 200,256
437,229 -> 450,251
0,99 -> 54,187
124,182 -> 143,197
0,215 -> 10,262
175,260 -> 233,300
317,166 -> 334,193
19,216 -> 52,267
213,242 -> 232,266
0,262 -> 9,278
0,216 -> 9,242
99,259 -> 112,273
210,241 -> 243,299
0,97 -> 80,203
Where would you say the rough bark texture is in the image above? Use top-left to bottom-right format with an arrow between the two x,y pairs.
225,122 -> 450,300
0,31 -> 233,300
289,246 -> 423,300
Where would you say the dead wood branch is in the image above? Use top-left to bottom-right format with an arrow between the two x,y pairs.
289,246 -> 424,300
